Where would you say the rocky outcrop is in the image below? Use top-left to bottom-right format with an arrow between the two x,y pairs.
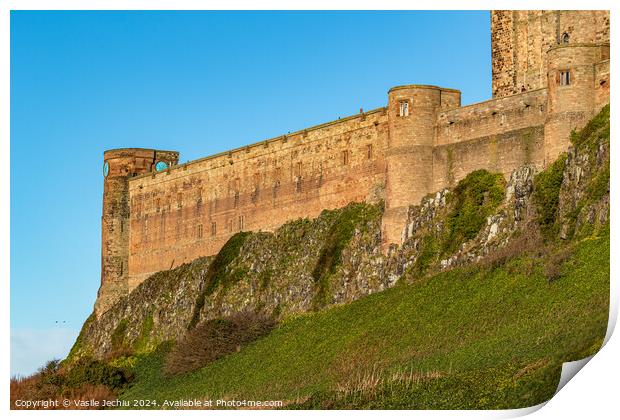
69,107 -> 610,361
70,203 -> 389,359
557,107 -> 610,240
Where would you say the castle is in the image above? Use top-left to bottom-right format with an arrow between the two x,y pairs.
96,10 -> 610,315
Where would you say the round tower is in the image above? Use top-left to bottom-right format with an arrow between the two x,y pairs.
382,85 -> 460,250
544,43 -> 608,164
96,148 -> 179,316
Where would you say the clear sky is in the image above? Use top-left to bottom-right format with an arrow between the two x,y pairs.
10,10 -> 491,376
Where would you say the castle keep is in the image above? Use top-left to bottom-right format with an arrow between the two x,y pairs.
96,11 -> 610,315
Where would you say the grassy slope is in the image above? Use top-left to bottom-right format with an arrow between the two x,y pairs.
119,231 -> 609,409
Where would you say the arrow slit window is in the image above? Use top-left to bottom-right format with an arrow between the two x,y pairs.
399,100 -> 409,117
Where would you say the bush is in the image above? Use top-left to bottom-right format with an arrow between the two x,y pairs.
64,358 -> 133,390
479,221 -> 544,271
164,311 -> 276,376
10,357 -> 130,410
11,373 -> 117,410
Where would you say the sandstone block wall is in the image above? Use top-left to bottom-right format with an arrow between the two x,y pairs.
544,43 -> 610,165
492,10 -> 610,98
126,110 -> 389,288
97,148 -> 179,315
433,89 -> 547,191
96,10 -> 611,314
382,85 -> 461,249
595,59 -> 610,110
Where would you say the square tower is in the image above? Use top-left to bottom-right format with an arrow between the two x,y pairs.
491,10 -> 610,98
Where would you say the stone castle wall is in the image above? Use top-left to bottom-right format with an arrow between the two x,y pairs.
97,148 -> 179,315
126,110 -> 389,288
95,10 -> 610,315
432,89 -> 547,192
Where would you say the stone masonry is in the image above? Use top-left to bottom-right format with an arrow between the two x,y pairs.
96,10 -> 610,315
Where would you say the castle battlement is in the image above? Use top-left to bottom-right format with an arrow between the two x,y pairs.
95,10 -> 610,316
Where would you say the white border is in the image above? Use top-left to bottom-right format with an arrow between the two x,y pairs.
3,1 -> 617,418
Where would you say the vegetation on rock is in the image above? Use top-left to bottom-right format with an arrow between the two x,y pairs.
28,106 -> 608,410
189,232 -> 251,329
533,156 -> 566,240
119,233 -> 608,409
312,203 -> 382,309
444,169 -> 505,253
65,312 -> 96,362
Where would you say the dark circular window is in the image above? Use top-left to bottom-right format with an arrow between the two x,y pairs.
155,161 -> 168,172
103,161 -> 110,177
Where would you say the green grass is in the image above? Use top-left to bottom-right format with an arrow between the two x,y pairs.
118,232 -> 609,409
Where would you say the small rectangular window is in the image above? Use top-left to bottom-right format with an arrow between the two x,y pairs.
559,70 -> 571,86
366,144 -> 373,160
156,198 -> 161,212
211,221 -> 217,236
342,150 -> 350,165
238,215 -> 245,231
197,224 -> 203,239
399,100 -> 409,117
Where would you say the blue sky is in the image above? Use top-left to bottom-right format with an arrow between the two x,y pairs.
10,10 -> 491,376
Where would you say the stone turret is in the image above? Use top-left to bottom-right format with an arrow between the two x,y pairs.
96,148 -> 179,316
491,10 -> 610,99
382,85 -> 461,250
544,43 -> 610,164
